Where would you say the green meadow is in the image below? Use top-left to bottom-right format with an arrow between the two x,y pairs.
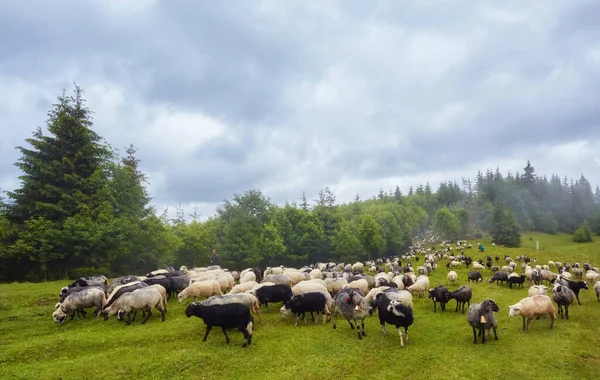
1,232 -> 599,380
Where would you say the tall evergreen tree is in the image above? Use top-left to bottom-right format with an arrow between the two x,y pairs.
490,201 -> 521,247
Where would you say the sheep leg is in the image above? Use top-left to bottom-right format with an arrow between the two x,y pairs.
347,319 -> 355,330
472,327 -> 478,344
564,305 -> 569,320
493,327 -> 498,340
314,311 -> 319,325
155,304 -> 166,322
576,295 -> 581,306
354,318 -> 362,340
481,327 -> 486,344
294,314 -> 299,327
332,313 -> 338,329
381,323 -> 388,336
239,327 -> 249,348
221,327 -> 230,344
525,318 -> 533,332
141,309 -> 152,324
396,327 -> 404,348
322,311 -> 326,325
521,317 -> 527,331
203,325 -> 213,341
405,327 -> 409,344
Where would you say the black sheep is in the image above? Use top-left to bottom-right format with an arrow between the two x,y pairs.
255,284 -> 293,310
508,274 -> 526,289
280,292 -> 329,326
428,285 -> 450,312
448,285 -> 472,314
560,278 -> 588,306
185,302 -> 254,347
374,293 -> 414,347
143,276 -> 174,299
489,271 -> 509,286
467,271 -> 483,283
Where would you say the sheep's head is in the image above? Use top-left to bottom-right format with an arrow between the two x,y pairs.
483,299 -> 499,313
52,308 -> 67,324
387,300 -> 406,317
507,304 -> 521,317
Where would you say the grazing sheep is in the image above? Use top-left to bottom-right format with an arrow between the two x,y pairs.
428,285 -> 450,312
177,280 -> 222,303
467,300 -> 499,344
531,269 -> 543,285
200,293 -> 262,323
489,271 -> 509,286
373,293 -> 414,348
240,271 -> 257,284
53,288 -> 107,324
467,271 -> 483,283
508,274 -> 526,289
508,295 -> 556,332
185,302 -> 254,348
280,291 -> 331,326
332,289 -> 369,340
324,278 -> 349,294
594,281 -> 600,301
472,263 -> 485,271
407,275 -> 430,298
292,281 -> 328,296
447,271 -> 458,286
528,285 -> 549,297
262,274 -> 292,286
229,281 -> 259,294
448,285 -> 472,314
255,284 -> 293,310
586,270 -> 600,283
343,279 -> 369,295
103,287 -> 165,325
540,269 -> 557,284
107,275 -> 141,295
551,283 -> 575,320
103,281 -> 149,310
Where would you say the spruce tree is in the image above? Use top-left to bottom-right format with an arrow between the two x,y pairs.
490,201 -> 521,247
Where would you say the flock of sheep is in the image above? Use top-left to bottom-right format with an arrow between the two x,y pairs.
52,240 -> 600,348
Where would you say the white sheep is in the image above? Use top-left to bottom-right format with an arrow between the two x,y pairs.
53,287 -> 106,324
472,263 -> 485,271
450,260 -> 462,268
324,278 -> 348,294
594,281 -> 600,302
148,284 -> 168,313
239,271 -> 256,284
282,271 -> 306,286
447,271 -> 458,286
527,285 -> 549,297
262,274 -> 292,286
229,281 -> 258,294
309,269 -> 323,280
292,281 -> 328,296
343,279 -> 369,294
178,280 -> 222,303
104,287 -> 165,325
586,270 -> 600,283
407,275 -> 430,298
508,295 -> 556,332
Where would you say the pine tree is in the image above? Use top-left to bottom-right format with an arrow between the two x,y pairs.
573,220 -> 593,243
490,201 -> 521,247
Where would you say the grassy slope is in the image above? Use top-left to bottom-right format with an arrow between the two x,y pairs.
1,232 -> 599,380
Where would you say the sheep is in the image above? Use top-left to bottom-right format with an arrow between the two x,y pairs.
528,285 -> 549,297
240,271 -> 256,284
106,275 -> 141,295
229,281 -> 259,294
177,280 -> 222,303
447,271 -> 458,286
407,275 -> 430,298
148,284 -> 168,313
373,293 -> 414,348
594,281 -> 600,301
280,291 -> 331,326
540,269 -> 557,284
262,274 -> 292,286
343,279 -> 369,295
324,278 -> 348,294
103,281 -> 149,310
586,270 -> 600,283
448,285 -> 472,314
489,271 -> 509,286
292,281 -> 328,296
332,289 -> 369,340
255,284 -> 293,310
508,274 -> 526,289
556,278 -> 588,306
467,271 -> 482,283
428,285 -> 450,312
68,275 -> 108,289
185,302 -> 254,347
467,299 -> 499,344
531,269 -> 543,285
53,288 -> 107,324
472,263 -> 485,271
551,283 -> 576,320
508,295 -> 556,332
104,287 -> 166,325
200,293 -> 262,323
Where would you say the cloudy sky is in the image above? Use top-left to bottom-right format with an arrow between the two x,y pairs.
1,0 -> 599,220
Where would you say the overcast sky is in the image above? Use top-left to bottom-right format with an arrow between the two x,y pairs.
1,1 -> 599,220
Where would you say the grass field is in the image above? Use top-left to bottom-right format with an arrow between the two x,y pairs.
1,232 -> 599,380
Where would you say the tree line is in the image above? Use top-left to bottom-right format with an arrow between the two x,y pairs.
1,86 -> 599,282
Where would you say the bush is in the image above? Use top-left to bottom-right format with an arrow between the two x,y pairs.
573,221 -> 593,243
